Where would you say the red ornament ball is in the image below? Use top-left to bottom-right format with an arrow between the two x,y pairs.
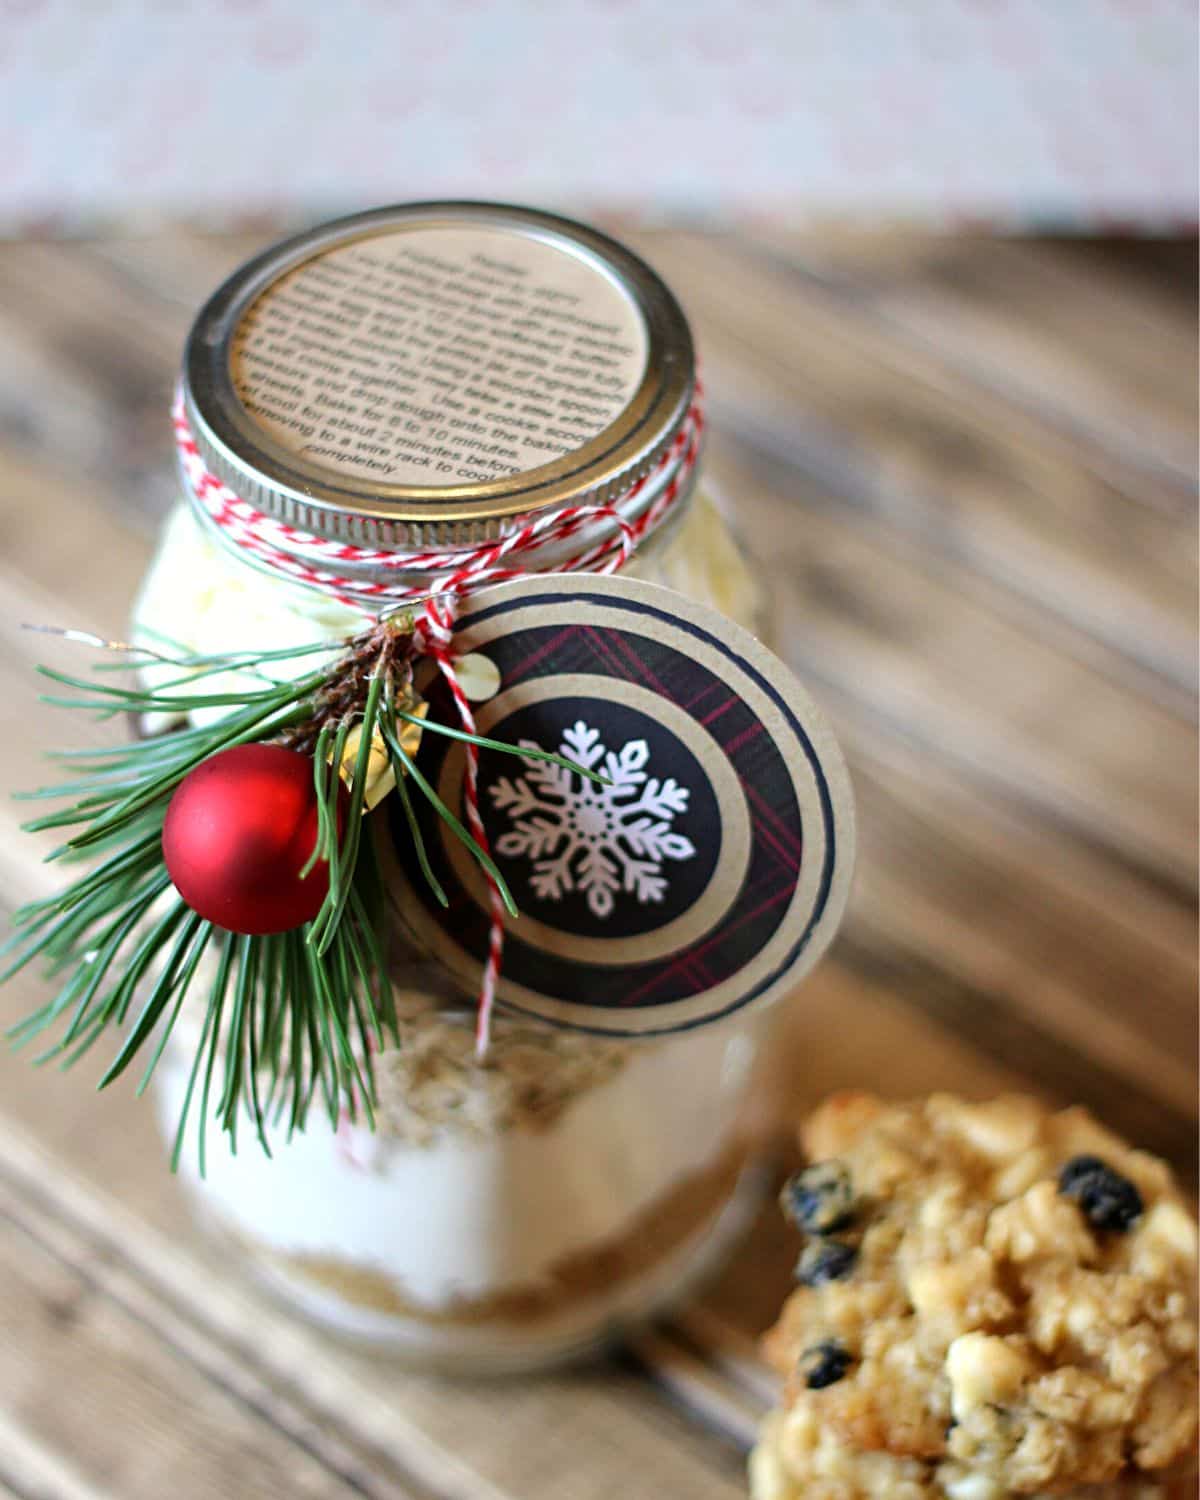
163,744 -> 347,935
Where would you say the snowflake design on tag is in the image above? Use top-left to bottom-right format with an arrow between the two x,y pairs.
489,720 -> 697,918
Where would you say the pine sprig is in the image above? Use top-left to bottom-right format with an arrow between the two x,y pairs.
4,620 -> 604,1171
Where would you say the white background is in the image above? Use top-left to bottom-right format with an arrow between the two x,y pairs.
1,0 -> 1196,234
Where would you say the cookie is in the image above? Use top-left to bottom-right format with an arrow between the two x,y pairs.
757,1094 -> 1198,1496
750,1407 -> 1195,1500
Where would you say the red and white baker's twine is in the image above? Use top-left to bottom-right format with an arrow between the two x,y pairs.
173,390 -> 704,1053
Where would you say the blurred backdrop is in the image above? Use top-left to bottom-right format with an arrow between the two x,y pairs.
1,0 -> 1196,235
0,10 -> 1197,1500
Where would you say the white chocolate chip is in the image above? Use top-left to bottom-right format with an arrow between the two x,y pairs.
747,1418 -> 796,1500
1139,1200 -> 1199,1261
938,1465 -> 1007,1500
946,1333 -> 1033,1421
936,1096 -> 1043,1161
985,1181 -> 1097,1265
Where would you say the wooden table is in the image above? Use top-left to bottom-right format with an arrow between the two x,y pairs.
0,230 -> 1195,1500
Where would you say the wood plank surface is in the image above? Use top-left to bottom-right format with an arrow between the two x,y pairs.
0,228 -> 1195,1500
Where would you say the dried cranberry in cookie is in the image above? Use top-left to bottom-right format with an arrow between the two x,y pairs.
1059,1155 -> 1145,1233
800,1339 -> 854,1390
795,1238 -> 859,1287
779,1160 -> 857,1235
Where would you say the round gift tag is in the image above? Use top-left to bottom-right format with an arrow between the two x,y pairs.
383,575 -> 855,1035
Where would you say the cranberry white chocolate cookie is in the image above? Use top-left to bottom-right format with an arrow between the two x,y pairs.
752,1094 -> 1198,1499
749,1408 -> 1194,1500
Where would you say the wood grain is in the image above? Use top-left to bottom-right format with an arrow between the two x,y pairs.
0,227 -> 1194,1500
630,232 -> 1198,705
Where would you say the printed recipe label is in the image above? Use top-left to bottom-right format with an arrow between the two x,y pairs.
230,225 -> 649,487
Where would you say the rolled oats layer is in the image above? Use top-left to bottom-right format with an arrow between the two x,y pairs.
372,989 -> 632,1145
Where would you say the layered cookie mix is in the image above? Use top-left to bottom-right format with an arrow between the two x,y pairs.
157,983 -> 762,1360
751,1093 -> 1198,1500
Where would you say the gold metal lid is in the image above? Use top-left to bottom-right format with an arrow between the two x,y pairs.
181,202 -> 695,550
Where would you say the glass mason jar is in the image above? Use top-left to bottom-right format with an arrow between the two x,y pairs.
134,204 -> 809,1372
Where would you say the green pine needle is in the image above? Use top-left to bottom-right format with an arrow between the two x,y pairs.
4,619 -> 599,1171
392,769 -> 449,909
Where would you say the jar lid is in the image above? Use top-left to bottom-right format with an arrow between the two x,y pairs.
181,202 -> 695,550
381,575 -> 856,1037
